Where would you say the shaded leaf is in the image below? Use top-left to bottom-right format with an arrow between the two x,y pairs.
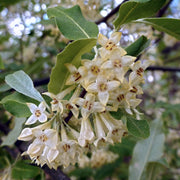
0,84 -> 11,92
11,160 -> 40,179
69,167 -> 94,178
1,92 -> 38,117
1,117 -> 26,147
5,70 -> 44,102
141,162 -> 165,180
127,117 -> 150,138
138,18 -> 180,40
48,38 -> 96,94
129,119 -> 165,180
113,0 -> 166,30
0,55 -> 4,69
125,35 -> 150,56
47,5 -> 99,40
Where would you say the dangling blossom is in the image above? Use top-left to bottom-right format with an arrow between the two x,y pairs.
78,118 -> 95,147
56,123 -> 82,167
43,85 -> 75,113
129,60 -> 153,85
99,112 -> 127,144
93,114 -> 107,148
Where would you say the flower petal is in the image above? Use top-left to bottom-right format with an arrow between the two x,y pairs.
81,108 -> 91,119
18,128 -> 33,141
38,102 -> 46,112
25,115 -> 37,125
65,63 -> 77,73
38,113 -> 47,123
98,33 -> 108,47
110,32 -> 122,44
86,93 -> 95,102
93,102 -> 105,112
121,55 -> 135,66
27,103 -> 37,113
98,91 -> 109,105
73,97 -> 84,107
47,149 -> 59,163
86,82 -> 97,92
107,81 -> 120,91
101,60 -> 113,69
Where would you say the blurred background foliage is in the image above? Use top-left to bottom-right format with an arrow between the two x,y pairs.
0,0 -> 180,179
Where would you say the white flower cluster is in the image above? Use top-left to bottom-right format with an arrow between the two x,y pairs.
18,32 -> 152,169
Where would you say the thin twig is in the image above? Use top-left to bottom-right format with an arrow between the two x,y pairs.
42,165 -> 71,180
95,0 -> 129,25
147,66 -> 180,72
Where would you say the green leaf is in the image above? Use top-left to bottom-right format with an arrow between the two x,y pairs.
1,92 -> 38,117
0,84 -> 11,92
11,160 -> 40,179
127,117 -> 150,138
113,0 -> 166,30
0,55 -> 4,69
1,117 -> 26,147
5,70 -> 44,102
132,0 -> 151,2
129,119 -> 165,180
110,108 -> 125,120
47,5 -> 99,40
48,38 -> 97,94
70,167 -> 94,178
141,162 -> 165,180
125,35 -> 150,56
138,18 -> 180,40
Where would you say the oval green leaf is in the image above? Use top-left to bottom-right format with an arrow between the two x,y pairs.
48,38 -> 97,94
11,160 -> 40,179
127,117 -> 150,138
125,35 -> 150,56
1,117 -> 26,147
47,5 -> 99,40
129,119 -> 165,180
1,92 -> 38,117
138,18 -> 180,40
5,70 -> 44,102
113,0 -> 166,30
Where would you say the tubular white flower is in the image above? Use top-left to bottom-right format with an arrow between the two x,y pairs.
94,114 -> 107,147
99,112 -> 127,144
43,85 -> 75,113
55,123 -> 81,167
18,128 -> 34,141
25,102 -> 47,125
78,118 -> 95,147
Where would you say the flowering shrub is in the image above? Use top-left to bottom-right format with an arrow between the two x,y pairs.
1,0 -> 180,179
